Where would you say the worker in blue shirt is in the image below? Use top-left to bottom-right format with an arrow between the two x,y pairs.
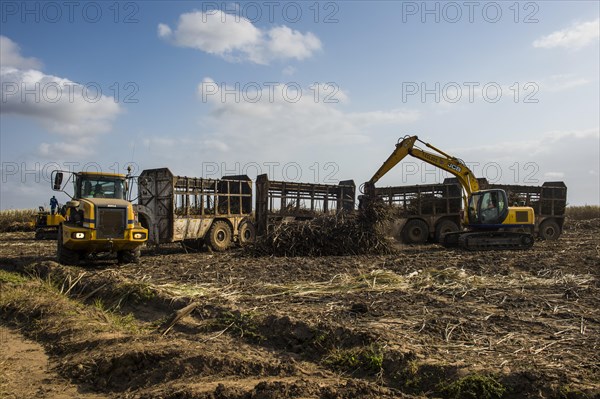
50,196 -> 59,215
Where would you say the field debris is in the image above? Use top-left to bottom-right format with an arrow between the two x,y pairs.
0,206 -> 599,398
159,301 -> 199,335
251,195 -> 393,257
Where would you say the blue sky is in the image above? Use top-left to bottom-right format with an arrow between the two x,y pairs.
1,1 -> 599,208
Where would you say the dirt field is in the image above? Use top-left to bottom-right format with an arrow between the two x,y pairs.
1,220 -> 599,398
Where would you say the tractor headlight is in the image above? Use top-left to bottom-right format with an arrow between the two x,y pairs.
133,232 -> 146,239
72,232 -> 85,239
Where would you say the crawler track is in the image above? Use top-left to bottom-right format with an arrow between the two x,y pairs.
443,231 -> 534,250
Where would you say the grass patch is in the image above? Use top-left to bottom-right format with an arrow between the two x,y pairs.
323,344 -> 384,376
439,374 -> 506,399
210,310 -> 265,342
93,298 -> 143,334
559,384 -> 591,399
0,209 -> 36,232
397,359 -> 422,392
0,270 -> 29,284
113,282 -> 156,306
0,275 -> 145,336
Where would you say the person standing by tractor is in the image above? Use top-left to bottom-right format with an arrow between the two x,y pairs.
50,196 -> 59,215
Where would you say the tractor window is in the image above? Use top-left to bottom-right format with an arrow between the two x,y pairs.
77,177 -> 125,199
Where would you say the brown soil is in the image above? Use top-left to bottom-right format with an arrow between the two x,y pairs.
0,220 -> 599,398
0,325 -> 108,399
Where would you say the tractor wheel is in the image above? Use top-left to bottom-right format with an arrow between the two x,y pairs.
402,219 -> 429,244
539,220 -> 561,240
435,220 -> 460,243
238,221 -> 256,246
207,221 -> 232,251
57,226 -> 80,266
117,248 -> 141,264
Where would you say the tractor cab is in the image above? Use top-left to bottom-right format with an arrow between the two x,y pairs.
466,189 -> 509,226
75,173 -> 127,199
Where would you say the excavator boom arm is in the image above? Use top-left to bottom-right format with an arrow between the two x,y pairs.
369,136 -> 418,185
408,147 -> 479,195
368,136 -> 480,206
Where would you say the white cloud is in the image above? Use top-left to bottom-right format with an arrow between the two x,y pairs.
533,19 -> 600,50
0,36 -> 41,69
142,137 -> 178,148
158,10 -> 322,64
543,74 -> 590,92
452,128 -> 599,204
0,37 -> 121,157
38,137 -> 96,158
456,128 -> 599,157
142,136 -> 229,152
194,77 -> 419,157
348,109 -> 421,126
157,23 -> 172,38
266,26 -> 321,61
1,67 -> 121,136
544,172 -> 565,179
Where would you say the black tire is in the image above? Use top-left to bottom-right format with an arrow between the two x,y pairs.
435,220 -> 460,243
238,221 -> 256,246
402,219 -> 429,244
207,221 -> 232,251
539,220 -> 561,240
117,248 -> 141,264
57,225 -> 80,266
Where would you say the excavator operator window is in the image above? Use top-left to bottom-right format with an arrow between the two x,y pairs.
478,190 -> 507,224
480,192 -> 499,223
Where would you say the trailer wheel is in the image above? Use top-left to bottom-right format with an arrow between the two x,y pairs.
57,226 -> 80,266
435,220 -> 460,243
402,219 -> 429,244
117,248 -> 141,264
238,221 -> 256,246
539,220 -> 561,240
208,221 -> 232,251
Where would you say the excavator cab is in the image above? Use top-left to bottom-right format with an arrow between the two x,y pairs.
467,189 -> 509,226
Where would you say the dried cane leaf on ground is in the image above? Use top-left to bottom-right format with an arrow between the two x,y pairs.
251,194 -> 393,257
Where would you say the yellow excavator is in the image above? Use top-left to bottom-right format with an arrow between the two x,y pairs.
364,135 -> 535,250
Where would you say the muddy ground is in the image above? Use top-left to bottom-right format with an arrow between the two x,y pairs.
1,220 -> 599,399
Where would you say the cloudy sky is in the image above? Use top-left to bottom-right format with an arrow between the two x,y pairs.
1,1 -> 598,208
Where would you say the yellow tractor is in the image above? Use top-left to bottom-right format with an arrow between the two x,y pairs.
51,169 -> 148,265
32,206 -> 65,240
